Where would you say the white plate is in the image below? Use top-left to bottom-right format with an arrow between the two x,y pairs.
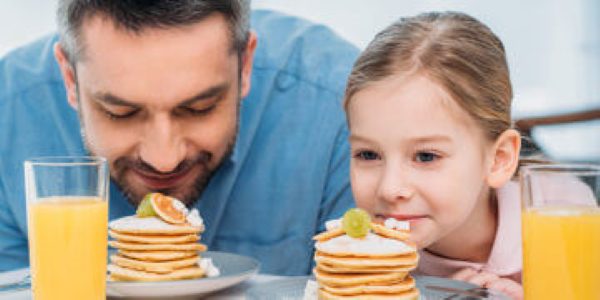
0,251 -> 259,299
107,251 -> 259,298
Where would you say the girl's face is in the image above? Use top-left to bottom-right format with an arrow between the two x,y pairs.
347,74 -> 495,249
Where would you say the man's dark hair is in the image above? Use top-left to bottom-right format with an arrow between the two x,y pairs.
57,0 -> 250,63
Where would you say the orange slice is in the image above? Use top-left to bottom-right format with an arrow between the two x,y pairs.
149,193 -> 187,224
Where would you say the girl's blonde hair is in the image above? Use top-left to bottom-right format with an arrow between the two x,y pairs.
344,11 -> 512,141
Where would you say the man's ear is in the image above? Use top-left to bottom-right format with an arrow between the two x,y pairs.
53,42 -> 79,110
486,129 -> 522,188
239,31 -> 257,99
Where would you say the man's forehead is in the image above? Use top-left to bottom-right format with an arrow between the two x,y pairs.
72,13 -> 239,109
75,12 -> 235,64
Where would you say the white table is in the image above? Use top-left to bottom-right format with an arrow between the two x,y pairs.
0,269 -> 288,300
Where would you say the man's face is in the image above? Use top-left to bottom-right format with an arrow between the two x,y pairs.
55,14 -> 256,206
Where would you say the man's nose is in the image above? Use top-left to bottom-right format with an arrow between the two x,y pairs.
138,114 -> 186,173
377,163 -> 414,203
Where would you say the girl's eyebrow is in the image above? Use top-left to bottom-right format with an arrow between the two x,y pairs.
350,134 -> 452,144
349,134 -> 375,144
407,135 -> 452,144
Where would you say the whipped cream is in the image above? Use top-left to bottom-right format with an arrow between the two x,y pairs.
198,258 -> 220,277
316,233 -> 414,255
325,218 -> 342,231
384,218 -> 410,231
109,216 -> 198,231
171,198 -> 189,216
186,209 -> 204,228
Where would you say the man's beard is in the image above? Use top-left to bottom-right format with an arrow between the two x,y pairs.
110,140 -> 235,207
80,129 -> 236,207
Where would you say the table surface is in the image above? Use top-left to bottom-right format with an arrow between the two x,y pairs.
1,268 -> 512,299
0,268 -> 283,300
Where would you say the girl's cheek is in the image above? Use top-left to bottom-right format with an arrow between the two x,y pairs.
355,195 -> 377,216
354,196 -> 369,210
351,170 -> 381,216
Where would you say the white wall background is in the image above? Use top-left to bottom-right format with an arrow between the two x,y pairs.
1,1 -> 599,161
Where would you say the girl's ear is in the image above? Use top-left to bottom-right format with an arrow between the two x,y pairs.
486,129 -> 521,188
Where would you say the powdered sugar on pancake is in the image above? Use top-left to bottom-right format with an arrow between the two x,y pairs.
186,209 -> 203,228
172,199 -> 189,216
384,218 -> 410,231
110,216 -> 202,232
316,233 -> 414,256
325,218 -> 342,231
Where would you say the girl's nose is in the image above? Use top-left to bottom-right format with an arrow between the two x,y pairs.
377,165 -> 414,203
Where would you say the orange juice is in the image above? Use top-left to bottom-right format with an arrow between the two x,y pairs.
522,206 -> 600,300
28,197 -> 108,300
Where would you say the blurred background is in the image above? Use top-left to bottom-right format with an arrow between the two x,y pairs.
1,0 -> 598,162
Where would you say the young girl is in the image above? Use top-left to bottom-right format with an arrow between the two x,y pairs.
343,12 -> 524,299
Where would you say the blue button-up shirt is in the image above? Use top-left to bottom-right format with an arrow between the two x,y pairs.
0,10 -> 358,275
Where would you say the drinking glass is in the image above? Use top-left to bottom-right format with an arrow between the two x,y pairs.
520,163 -> 600,299
25,156 -> 109,300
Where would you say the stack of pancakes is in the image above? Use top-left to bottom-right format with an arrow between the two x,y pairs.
313,222 -> 419,299
107,216 -> 207,281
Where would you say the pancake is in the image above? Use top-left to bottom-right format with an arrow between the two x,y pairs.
370,223 -> 412,243
320,275 -> 416,295
315,252 -> 419,269
313,228 -> 345,242
318,288 -> 419,300
109,241 -> 206,251
110,254 -> 199,274
316,262 -> 416,274
312,215 -> 420,300
316,233 -> 416,258
109,230 -> 199,244
107,202 -> 215,283
108,264 -> 205,281
313,268 -> 409,287
109,216 -> 202,235
118,250 -> 199,262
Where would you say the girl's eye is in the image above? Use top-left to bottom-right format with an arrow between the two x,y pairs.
354,150 -> 381,161
415,151 -> 439,163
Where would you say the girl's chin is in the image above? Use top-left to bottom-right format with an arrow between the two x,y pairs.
413,238 -> 429,250
407,227 -> 433,249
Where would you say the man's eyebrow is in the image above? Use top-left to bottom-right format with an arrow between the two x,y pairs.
90,82 -> 230,108
92,92 -> 139,108
178,82 -> 230,107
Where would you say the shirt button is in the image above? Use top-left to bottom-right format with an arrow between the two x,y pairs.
275,71 -> 297,91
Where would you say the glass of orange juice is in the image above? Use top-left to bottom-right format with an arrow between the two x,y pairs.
24,156 -> 109,300
520,164 -> 600,299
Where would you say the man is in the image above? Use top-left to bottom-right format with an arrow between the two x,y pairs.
0,1 -> 358,275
